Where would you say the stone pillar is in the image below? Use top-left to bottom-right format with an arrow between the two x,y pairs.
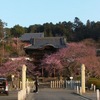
51,81 -> 52,88
26,79 -> 29,88
81,64 -> 85,93
97,89 -> 100,100
22,65 -> 27,90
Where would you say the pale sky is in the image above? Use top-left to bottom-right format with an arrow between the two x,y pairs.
0,0 -> 100,28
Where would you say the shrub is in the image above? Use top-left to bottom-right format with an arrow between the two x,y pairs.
86,78 -> 100,89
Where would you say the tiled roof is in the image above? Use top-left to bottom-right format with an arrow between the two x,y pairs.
24,37 -> 66,49
19,33 -> 44,41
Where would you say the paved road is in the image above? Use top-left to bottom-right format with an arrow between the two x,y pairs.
27,88 -> 90,100
0,90 -> 17,100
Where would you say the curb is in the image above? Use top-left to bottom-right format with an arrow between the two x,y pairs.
73,92 -> 93,100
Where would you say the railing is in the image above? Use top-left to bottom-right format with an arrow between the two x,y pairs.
50,80 -> 81,89
51,80 -> 64,88
19,81 -> 35,89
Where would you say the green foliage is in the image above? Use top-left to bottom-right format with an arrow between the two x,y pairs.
5,45 -> 12,52
86,78 -> 100,89
11,25 -> 25,37
1,17 -> 100,42
0,19 -> 4,38
76,76 -> 81,80
0,43 -> 2,47
27,77 -> 33,81
10,52 -> 19,57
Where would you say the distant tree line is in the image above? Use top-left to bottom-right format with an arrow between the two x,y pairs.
0,17 -> 100,42
0,17 -> 100,61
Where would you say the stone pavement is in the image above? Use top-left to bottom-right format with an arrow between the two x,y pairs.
26,89 -> 97,100
79,92 -> 97,100
26,93 -> 33,100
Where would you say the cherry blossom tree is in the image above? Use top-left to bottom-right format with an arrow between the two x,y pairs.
41,53 -> 63,77
41,42 -> 100,78
62,42 -> 100,78
0,57 -> 36,77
